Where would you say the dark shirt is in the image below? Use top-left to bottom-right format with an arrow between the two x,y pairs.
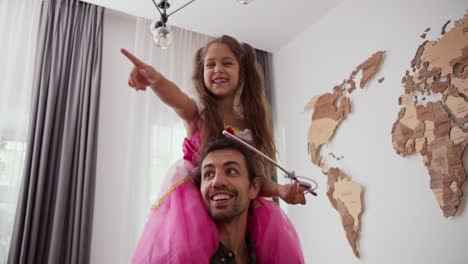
210,236 -> 256,264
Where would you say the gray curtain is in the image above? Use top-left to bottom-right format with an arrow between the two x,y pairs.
255,49 -> 278,190
8,0 -> 103,263
255,49 -> 274,107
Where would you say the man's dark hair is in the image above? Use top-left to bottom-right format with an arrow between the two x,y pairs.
193,137 -> 259,188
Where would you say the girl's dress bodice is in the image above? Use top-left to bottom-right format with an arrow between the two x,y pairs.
182,130 -> 202,164
182,128 -> 252,164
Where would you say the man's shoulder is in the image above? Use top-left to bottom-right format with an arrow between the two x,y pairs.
246,235 -> 257,264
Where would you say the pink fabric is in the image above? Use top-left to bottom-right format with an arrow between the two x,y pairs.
132,130 -> 304,264
248,198 -> 305,263
182,130 -> 201,164
132,176 -> 218,264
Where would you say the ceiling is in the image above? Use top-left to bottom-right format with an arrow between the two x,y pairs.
80,0 -> 344,52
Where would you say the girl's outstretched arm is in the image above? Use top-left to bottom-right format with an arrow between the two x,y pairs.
121,48 -> 199,125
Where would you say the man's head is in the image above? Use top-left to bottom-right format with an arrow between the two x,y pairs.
193,138 -> 260,223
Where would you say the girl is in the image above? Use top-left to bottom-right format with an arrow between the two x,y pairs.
122,35 -> 305,263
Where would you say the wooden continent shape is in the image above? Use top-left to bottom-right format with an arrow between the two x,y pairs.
391,13 -> 468,217
305,51 -> 385,257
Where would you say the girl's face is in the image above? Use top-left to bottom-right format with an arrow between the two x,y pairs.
203,43 -> 240,99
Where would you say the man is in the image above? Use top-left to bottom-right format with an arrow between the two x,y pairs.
132,136 -> 304,264
193,138 -> 261,264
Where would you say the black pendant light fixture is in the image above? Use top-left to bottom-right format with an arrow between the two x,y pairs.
150,0 -> 255,49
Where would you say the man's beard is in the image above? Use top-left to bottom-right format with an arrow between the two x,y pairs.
206,187 -> 247,223
209,202 -> 243,223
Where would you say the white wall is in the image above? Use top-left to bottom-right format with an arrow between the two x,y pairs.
91,9 -> 136,264
272,0 -> 467,263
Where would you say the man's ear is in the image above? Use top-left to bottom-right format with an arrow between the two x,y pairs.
249,177 -> 261,199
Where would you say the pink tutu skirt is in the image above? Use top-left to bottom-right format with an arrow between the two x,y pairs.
131,157 -> 304,263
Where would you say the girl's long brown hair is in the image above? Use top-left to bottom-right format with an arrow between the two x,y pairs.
192,35 -> 276,168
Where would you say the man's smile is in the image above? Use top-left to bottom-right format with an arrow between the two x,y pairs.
208,190 -> 235,207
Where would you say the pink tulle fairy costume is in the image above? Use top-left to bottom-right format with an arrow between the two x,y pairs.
132,127 -> 305,263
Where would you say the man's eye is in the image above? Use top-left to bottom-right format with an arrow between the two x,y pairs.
204,171 -> 215,179
227,168 -> 237,175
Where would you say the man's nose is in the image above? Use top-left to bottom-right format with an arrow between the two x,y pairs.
212,171 -> 227,187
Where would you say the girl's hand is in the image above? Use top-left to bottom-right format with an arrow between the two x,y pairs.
278,182 -> 307,205
121,48 -> 164,91
120,48 -> 199,128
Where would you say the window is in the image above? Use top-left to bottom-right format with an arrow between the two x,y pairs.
148,124 -> 185,203
0,137 -> 27,261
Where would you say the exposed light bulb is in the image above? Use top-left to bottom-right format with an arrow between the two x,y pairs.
151,25 -> 173,49
236,0 -> 254,4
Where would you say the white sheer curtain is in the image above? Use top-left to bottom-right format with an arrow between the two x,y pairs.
118,20 -> 212,262
0,0 -> 40,261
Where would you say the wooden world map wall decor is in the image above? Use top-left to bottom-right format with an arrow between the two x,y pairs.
305,12 -> 467,258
